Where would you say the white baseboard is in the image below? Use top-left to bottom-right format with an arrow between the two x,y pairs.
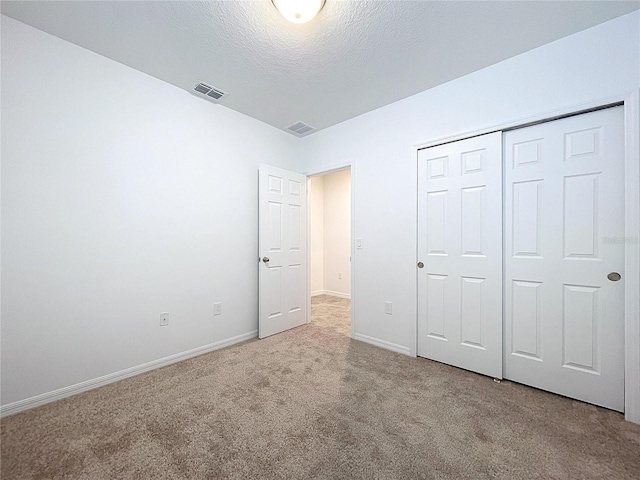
312,289 -> 351,299
0,330 -> 258,418
354,333 -> 411,356
324,290 -> 351,299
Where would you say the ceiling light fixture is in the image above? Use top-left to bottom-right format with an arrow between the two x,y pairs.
272,0 -> 326,24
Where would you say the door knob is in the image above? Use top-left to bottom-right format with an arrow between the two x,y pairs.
263,257 -> 270,263
607,272 -> 621,282
417,262 -> 424,268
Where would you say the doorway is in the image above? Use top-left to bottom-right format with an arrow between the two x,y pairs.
308,168 -> 352,336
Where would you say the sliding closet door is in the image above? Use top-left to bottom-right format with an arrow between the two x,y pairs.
504,107 -> 625,411
417,132 -> 502,379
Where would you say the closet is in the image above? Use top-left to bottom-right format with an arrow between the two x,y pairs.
417,107 -> 625,412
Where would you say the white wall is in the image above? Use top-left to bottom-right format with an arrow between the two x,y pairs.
300,11 -> 640,355
0,16 -> 300,407
2,10 -> 639,412
309,169 -> 351,298
322,169 -> 351,298
310,175 -> 324,295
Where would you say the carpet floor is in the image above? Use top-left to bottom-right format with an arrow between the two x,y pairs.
2,295 -> 640,479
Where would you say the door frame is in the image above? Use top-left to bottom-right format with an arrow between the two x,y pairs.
305,162 -> 356,339
412,90 -> 640,424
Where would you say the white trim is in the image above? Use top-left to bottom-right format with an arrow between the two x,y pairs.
349,159 -> 356,338
306,162 -> 352,178
413,92 -> 627,152
306,177 -> 313,324
350,160 -> 356,339
410,143 -> 419,357
354,333 -> 411,356
0,330 -> 258,418
413,90 -> 640,424
312,289 -> 350,298
312,289 -> 351,299
623,89 -> 640,424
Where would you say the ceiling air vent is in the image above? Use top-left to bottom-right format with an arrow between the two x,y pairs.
193,82 -> 228,102
287,121 -> 315,136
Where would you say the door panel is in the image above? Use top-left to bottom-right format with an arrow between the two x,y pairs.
504,107 -> 625,411
259,164 -> 307,338
417,132 -> 503,378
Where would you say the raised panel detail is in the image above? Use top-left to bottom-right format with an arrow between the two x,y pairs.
268,175 -> 283,194
563,285 -> 599,374
461,277 -> 484,349
564,174 -> 599,259
427,274 -> 447,340
511,280 -> 542,360
289,180 -> 301,197
287,264 -> 302,314
513,139 -> 543,168
565,127 -> 600,161
259,165 -> 308,340
461,149 -> 485,174
289,205 -> 301,251
513,180 -> 542,257
265,267 -> 282,319
461,186 -> 484,256
427,156 -> 448,179
427,191 -> 447,255
268,202 -> 282,252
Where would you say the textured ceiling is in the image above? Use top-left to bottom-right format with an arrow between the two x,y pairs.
2,1 -> 639,135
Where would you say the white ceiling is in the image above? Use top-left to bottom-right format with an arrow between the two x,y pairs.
2,1 -> 639,135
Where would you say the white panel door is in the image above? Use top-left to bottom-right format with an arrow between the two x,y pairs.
259,164 -> 307,338
504,107 -> 625,411
417,132 -> 503,378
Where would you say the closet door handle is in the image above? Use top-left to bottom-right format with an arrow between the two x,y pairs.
607,272 -> 621,282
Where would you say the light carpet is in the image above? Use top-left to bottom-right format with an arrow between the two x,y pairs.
2,295 -> 639,479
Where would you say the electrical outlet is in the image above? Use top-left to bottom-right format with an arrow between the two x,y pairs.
213,302 -> 222,316
160,312 -> 169,326
338,272 -> 342,280
384,302 -> 392,315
